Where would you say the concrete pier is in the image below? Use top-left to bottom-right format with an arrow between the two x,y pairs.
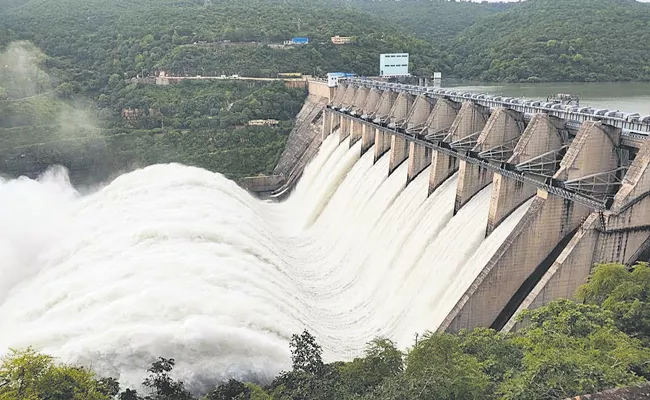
407,142 -> 432,185
361,122 -> 375,155
503,138 -> 650,331
429,102 -> 488,195
322,109 -> 334,139
486,114 -> 564,236
349,120 -> 362,147
455,108 -> 524,214
441,191 -> 590,333
339,116 -> 351,143
374,129 -> 392,163
388,134 -> 409,175
600,140 -> 650,262
501,213 -> 601,332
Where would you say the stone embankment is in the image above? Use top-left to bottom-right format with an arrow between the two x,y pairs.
240,92 -> 328,197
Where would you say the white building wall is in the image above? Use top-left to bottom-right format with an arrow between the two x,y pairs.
380,53 -> 409,77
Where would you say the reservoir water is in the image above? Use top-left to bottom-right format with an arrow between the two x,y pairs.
448,82 -> 650,114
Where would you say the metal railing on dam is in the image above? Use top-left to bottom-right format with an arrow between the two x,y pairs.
327,107 -> 608,210
342,78 -> 650,142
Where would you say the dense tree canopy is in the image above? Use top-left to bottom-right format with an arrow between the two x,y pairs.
2,0 -> 650,183
450,0 -> 650,82
578,262 -> 650,346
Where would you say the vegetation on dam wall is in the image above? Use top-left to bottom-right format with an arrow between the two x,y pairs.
3,263 -> 649,400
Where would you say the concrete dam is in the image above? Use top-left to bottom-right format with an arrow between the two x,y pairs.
273,78 -> 650,333
3,78 -> 650,391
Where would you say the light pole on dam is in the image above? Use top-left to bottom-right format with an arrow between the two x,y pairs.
313,77 -> 650,334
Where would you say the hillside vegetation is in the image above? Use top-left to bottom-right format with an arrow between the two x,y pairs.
351,0 -> 509,41
1,0 -> 650,183
0,0 -> 448,91
450,0 -> 650,82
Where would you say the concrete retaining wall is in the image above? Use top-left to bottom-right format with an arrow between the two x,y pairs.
308,81 -> 333,100
239,175 -> 285,193
273,95 -> 328,178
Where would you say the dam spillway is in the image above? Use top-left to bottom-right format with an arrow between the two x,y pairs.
4,77 -> 650,392
0,131 -> 530,392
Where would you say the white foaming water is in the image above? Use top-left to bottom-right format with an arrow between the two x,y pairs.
0,133 -> 531,393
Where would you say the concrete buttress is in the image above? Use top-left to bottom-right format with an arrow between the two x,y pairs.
406,94 -> 435,134
440,121 -> 619,333
362,88 -> 381,119
375,128 -> 392,164
341,85 -> 357,110
352,87 -> 369,115
486,114 -> 564,236
455,108 -> 524,214
387,92 -> 414,129
374,90 -> 398,125
388,134 -> 409,175
407,142 -> 432,185
429,102 -> 488,195
331,85 -> 346,107
361,122 -> 375,156
424,98 -> 461,139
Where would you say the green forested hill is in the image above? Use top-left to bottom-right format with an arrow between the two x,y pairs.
0,0 -> 453,184
2,0 -> 650,184
1,0 -> 650,89
350,0 -> 510,41
450,0 -> 650,82
0,0 -> 447,93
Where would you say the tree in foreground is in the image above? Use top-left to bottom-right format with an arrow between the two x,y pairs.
3,262 -> 650,400
0,347 -> 117,400
498,299 -> 650,400
578,262 -> 650,346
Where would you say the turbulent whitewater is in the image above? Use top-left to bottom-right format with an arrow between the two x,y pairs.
0,134 -> 530,392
